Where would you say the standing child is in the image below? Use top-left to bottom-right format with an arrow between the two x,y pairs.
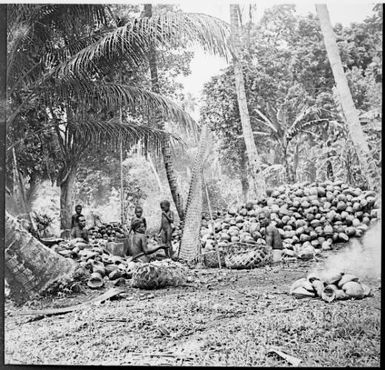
128,206 -> 149,262
158,200 -> 174,258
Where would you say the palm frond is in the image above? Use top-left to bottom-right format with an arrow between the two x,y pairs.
253,108 -> 278,134
69,118 -> 182,155
44,80 -> 196,129
7,4 -> 110,92
52,11 -> 231,79
287,118 -> 330,139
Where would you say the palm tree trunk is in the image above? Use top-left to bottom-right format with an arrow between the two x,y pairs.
316,4 -> 378,190
5,212 -> 77,303
230,4 -> 265,199
179,125 -> 209,261
240,151 -> 249,203
1,5 -> 6,304
59,166 -> 77,230
143,3 -> 185,220
283,145 -> 295,184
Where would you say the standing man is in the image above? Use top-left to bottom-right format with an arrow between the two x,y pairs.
258,210 -> 283,263
70,215 -> 89,243
158,200 -> 174,258
71,204 -> 84,228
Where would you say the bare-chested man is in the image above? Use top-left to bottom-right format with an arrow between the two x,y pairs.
158,200 -> 174,258
258,210 -> 283,263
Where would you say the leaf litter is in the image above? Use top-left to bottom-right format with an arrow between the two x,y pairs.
5,260 -> 381,366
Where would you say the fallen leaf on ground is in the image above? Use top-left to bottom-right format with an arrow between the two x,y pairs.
267,347 -> 302,366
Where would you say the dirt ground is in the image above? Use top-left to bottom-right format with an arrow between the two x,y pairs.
4,252 -> 381,367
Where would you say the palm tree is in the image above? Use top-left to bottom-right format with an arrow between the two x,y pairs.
143,3 -> 185,221
5,4 -> 232,298
179,125 -> 210,262
315,4 -> 379,190
47,110 -> 173,230
253,97 -> 331,183
229,4 -> 265,199
7,3 -> 232,221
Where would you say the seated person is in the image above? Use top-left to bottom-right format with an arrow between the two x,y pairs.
70,215 -> 89,243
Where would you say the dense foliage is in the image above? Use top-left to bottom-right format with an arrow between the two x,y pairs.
201,5 -> 382,193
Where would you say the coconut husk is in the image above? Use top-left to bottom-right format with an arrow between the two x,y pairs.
337,274 -> 359,288
290,278 -> 314,294
321,285 -> 337,303
342,281 -> 365,298
105,264 -> 120,275
312,279 -> 325,297
87,272 -> 104,289
113,277 -> 126,286
335,289 -> 349,300
109,269 -> 123,280
93,265 -> 106,277
361,283 -> 372,297
75,242 -> 89,250
291,286 -> 315,298
323,271 -> 343,285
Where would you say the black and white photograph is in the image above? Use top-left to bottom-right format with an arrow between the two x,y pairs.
2,0 -> 382,366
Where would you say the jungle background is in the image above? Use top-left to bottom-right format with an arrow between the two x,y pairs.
6,3 -> 382,234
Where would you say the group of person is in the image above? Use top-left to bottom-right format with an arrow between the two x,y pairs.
69,201 -> 175,260
69,202 -> 283,263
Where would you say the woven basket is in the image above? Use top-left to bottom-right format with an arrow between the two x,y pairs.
203,250 -> 226,268
224,242 -> 272,269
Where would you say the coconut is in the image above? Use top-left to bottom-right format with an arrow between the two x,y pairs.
338,233 -> 349,242
323,271 -> 343,285
109,269 -> 123,280
323,224 -> 333,236
87,272 -> 104,289
283,248 -> 296,257
337,273 -> 359,288
312,279 -> 325,297
291,286 -> 315,298
290,278 -> 307,293
321,285 -> 337,302
297,244 -> 314,260
335,289 -> 349,300
342,281 -> 364,298
105,263 -> 120,275
361,284 -> 372,297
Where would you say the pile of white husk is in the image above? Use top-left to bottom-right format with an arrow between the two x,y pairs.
290,271 -> 373,302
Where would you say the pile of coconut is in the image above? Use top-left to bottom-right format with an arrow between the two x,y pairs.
290,271 -> 372,302
200,180 -> 379,262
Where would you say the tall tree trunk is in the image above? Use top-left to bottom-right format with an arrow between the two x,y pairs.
143,4 -> 185,220
240,151 -> 249,203
230,4 -> 265,200
282,145 -> 295,184
1,4 -> 7,307
59,167 -> 77,230
179,125 -> 209,262
5,212 -> 77,304
316,4 -> 378,190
